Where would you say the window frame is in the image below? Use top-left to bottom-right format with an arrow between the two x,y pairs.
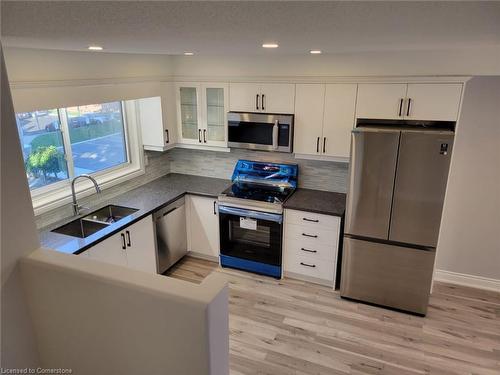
29,100 -> 145,216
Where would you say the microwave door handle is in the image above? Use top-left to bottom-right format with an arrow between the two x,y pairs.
272,120 -> 279,150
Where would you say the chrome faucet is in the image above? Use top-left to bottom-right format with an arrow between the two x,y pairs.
71,174 -> 101,215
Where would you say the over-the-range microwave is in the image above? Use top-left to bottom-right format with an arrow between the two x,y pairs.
227,112 -> 294,153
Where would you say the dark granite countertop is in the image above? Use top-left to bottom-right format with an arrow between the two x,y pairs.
39,173 -> 230,255
284,188 -> 346,217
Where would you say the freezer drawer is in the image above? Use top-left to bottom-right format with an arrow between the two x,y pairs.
340,237 -> 435,315
389,131 -> 454,247
345,129 -> 400,240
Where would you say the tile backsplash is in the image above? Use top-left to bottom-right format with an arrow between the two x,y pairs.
35,151 -> 170,229
168,148 -> 348,193
35,148 -> 348,229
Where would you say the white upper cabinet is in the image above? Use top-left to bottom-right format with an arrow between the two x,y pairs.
260,83 -> 295,113
322,84 -> 358,158
356,83 -> 463,122
356,84 -> 408,120
176,83 -> 202,144
294,83 -> 357,159
201,83 -> 229,147
176,82 -> 228,147
405,83 -> 463,121
229,83 -> 295,114
138,90 -> 176,152
294,84 -> 325,155
229,83 -> 262,112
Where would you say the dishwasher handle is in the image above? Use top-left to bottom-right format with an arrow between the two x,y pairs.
154,197 -> 186,220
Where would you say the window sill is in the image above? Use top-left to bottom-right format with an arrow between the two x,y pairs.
31,163 -> 145,217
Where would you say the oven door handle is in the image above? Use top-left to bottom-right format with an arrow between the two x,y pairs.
218,205 -> 283,224
272,120 -> 279,150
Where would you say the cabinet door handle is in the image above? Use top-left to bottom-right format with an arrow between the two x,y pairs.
120,233 -> 126,250
300,262 -> 316,268
165,129 -> 169,143
262,94 -> 265,111
398,98 -> 404,117
213,201 -> 217,215
198,129 -> 202,143
301,247 -> 317,253
406,98 -> 412,116
316,137 -> 320,153
203,129 -> 207,143
323,137 -> 326,153
125,230 -> 131,247
302,233 -> 318,238
303,218 -> 319,223
256,94 -> 260,110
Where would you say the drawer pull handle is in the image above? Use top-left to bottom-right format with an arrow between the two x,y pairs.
300,262 -> 316,268
303,218 -> 319,223
301,247 -> 317,253
302,233 -> 318,238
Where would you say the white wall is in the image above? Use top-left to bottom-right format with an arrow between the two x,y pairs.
1,45 -> 41,367
21,249 -> 229,375
170,47 -> 500,78
435,76 -> 500,286
4,47 -> 172,82
4,47 -> 173,112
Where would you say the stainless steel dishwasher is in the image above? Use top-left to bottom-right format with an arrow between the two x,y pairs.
154,196 -> 187,274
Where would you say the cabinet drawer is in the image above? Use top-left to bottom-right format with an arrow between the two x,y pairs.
286,223 -> 338,247
285,209 -> 340,231
285,237 -> 335,261
284,253 -> 334,281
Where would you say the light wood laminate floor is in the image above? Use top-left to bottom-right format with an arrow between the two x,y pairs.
165,256 -> 500,375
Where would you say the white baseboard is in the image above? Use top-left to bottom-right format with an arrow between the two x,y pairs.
187,251 -> 219,263
434,269 -> 500,292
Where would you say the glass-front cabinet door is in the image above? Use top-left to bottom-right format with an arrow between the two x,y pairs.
202,83 -> 228,147
176,82 -> 228,148
176,84 -> 201,144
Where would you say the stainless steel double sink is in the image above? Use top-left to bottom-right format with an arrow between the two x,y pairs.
51,205 -> 138,238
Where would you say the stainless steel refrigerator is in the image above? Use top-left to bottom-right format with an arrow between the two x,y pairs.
340,125 -> 454,315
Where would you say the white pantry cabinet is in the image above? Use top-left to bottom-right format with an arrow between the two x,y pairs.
293,84 -> 325,155
229,83 -> 295,114
86,215 -> 157,273
356,83 -> 463,121
175,82 -> 229,148
186,195 -> 220,260
294,83 -> 357,159
138,94 -> 176,152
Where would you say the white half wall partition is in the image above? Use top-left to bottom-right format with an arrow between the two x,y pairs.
21,249 -> 229,375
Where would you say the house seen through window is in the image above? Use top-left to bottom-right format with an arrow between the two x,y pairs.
16,101 -> 128,191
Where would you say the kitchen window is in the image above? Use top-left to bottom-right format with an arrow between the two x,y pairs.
15,100 -> 144,214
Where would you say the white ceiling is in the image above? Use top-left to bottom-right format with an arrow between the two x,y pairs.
2,1 -> 500,55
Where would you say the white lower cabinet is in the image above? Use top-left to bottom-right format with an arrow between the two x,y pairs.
283,209 -> 341,287
86,215 -> 157,273
122,215 -> 157,273
186,195 -> 220,260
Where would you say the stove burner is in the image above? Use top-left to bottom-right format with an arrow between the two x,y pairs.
222,183 -> 293,204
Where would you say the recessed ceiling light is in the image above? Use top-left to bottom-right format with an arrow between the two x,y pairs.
262,43 -> 279,49
88,45 -> 103,51
310,50 -> 322,54
183,52 -> 194,56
